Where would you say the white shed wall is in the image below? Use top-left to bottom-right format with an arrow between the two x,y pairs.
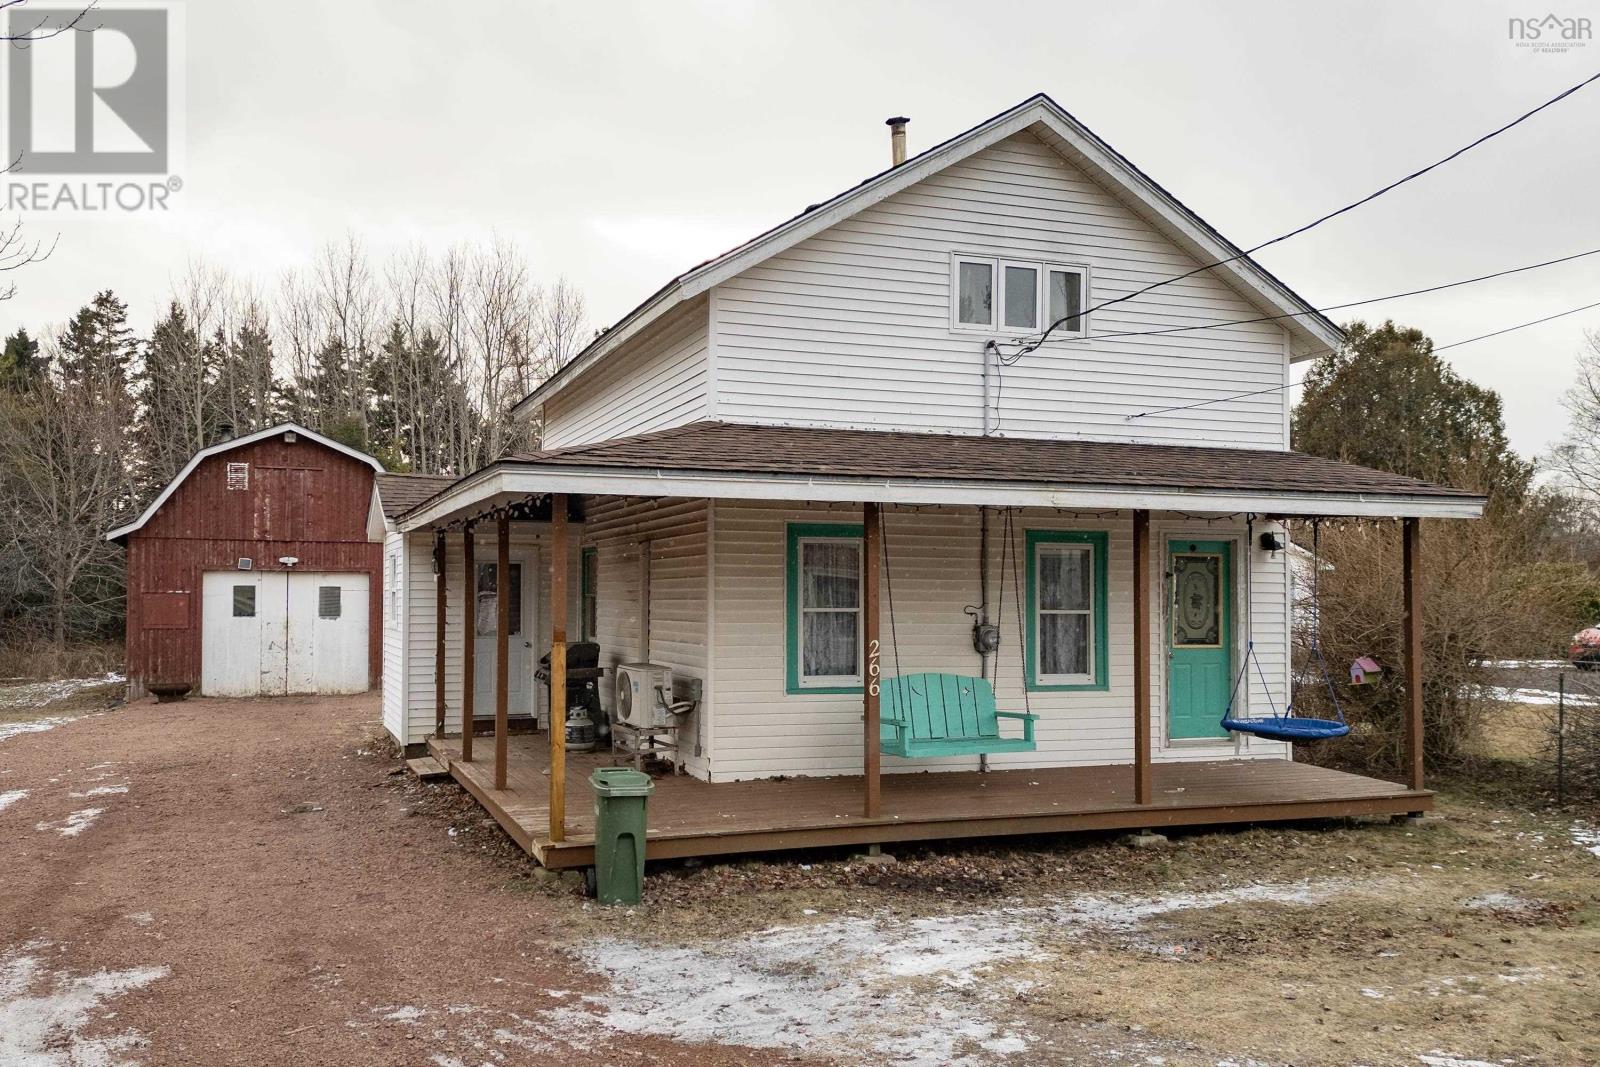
381,531 -> 406,742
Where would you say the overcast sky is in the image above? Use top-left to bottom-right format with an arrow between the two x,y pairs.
4,0 -> 1598,461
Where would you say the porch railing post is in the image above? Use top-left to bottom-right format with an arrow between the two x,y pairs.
1132,509 -> 1152,805
434,530 -> 447,737
461,523 -> 475,762
1403,516 -> 1424,793
549,494 -> 569,842
863,501 -> 882,819
494,513 -> 510,790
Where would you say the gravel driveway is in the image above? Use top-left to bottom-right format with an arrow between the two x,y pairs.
0,692 -> 806,1066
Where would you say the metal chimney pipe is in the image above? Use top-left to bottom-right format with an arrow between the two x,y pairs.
885,116 -> 909,166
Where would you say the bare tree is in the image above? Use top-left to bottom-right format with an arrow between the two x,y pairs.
1552,331 -> 1600,497
0,369 -> 128,649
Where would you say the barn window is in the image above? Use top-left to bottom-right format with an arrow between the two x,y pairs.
319,585 -> 342,619
232,585 -> 256,617
226,462 -> 249,490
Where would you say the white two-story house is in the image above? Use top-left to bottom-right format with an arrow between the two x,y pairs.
373,94 -> 1482,870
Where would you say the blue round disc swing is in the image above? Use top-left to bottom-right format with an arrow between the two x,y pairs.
1219,517 -> 1349,743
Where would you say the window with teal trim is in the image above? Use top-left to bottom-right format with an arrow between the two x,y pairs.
1025,530 -> 1109,691
785,523 -> 864,694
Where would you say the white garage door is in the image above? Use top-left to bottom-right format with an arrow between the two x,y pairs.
201,571 -> 369,696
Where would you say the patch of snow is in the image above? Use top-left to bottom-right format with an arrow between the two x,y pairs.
1482,659 -> 1566,669
70,784 -> 128,798
1478,685 -> 1597,707
1418,1053 -> 1508,1067
0,941 -> 167,1065
1462,891 -> 1533,912
376,1004 -> 426,1023
0,672 -> 122,712
0,789 -> 27,813
0,717 -> 71,744
1572,825 -> 1600,858
562,878 -> 1356,1066
38,808 -> 103,837
126,912 -> 154,926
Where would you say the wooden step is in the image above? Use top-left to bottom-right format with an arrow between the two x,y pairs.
406,755 -> 450,781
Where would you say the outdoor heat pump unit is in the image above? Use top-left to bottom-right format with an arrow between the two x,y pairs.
614,663 -> 674,728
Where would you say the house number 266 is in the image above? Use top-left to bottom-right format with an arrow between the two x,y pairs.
867,638 -> 881,697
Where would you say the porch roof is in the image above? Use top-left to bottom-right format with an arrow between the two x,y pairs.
397,421 -> 1485,529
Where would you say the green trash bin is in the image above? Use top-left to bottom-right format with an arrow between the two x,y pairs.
590,767 -> 654,905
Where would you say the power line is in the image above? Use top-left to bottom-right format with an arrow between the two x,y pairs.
1127,296 -> 1600,420
1084,244 -> 1600,344
1434,298 -> 1600,351
1000,70 -> 1600,361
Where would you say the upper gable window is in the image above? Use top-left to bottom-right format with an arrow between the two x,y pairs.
226,462 -> 249,490
953,254 -> 1087,337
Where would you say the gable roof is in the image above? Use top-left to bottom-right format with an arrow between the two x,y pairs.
107,423 -> 384,543
514,93 -> 1343,418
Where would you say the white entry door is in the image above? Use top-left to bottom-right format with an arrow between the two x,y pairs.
201,571 -> 369,696
472,551 -> 536,718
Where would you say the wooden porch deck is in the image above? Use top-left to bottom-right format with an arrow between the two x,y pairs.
428,735 -> 1431,869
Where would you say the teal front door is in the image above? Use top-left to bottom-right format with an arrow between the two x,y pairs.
1167,539 -> 1232,740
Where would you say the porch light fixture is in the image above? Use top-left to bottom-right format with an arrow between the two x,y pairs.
1259,531 -> 1284,553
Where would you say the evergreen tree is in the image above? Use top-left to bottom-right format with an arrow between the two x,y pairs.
56,290 -> 137,407
138,302 -> 225,490
0,327 -> 42,391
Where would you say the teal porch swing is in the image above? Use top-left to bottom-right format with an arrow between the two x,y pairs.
876,508 -> 1040,759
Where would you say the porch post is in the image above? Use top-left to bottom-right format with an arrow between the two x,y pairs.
434,530 -> 447,737
1132,509 -> 1152,805
549,494 -> 569,842
1403,517 -> 1424,792
460,523 -> 475,762
862,501 -> 882,819
494,513 -> 510,790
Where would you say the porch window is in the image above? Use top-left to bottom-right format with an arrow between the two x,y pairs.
786,523 -> 864,693
1025,530 -> 1109,691
580,547 -> 598,641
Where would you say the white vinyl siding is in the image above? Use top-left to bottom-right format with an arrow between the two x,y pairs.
711,130 -> 1292,448
381,532 -> 406,741
710,501 -> 1289,781
392,525 -> 581,748
540,295 -> 710,448
583,496 -> 711,778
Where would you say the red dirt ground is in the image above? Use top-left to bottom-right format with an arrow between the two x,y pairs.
0,693 -> 813,1066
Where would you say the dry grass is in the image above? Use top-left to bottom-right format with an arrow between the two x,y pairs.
537,798 -> 1598,1066
0,639 -> 122,682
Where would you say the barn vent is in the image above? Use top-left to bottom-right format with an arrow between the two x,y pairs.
226,462 -> 249,490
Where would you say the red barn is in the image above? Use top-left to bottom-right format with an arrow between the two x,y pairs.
109,424 -> 385,698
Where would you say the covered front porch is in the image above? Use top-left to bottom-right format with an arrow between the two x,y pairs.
428,732 -> 1433,869
387,422 -> 1485,868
